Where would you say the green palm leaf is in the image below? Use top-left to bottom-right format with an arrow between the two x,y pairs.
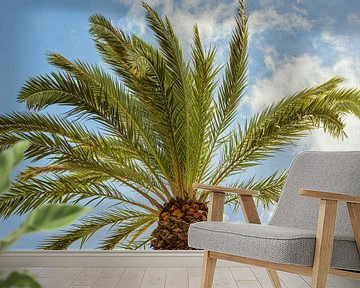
39,209 -> 155,250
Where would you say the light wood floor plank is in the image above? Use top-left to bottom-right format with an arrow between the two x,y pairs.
46,267 -> 83,288
251,267 -> 288,288
279,271 -> 310,288
91,268 -> 125,288
100,267 -> 125,278
16,265 -> 360,288
165,267 -> 188,288
92,277 -> 120,288
116,267 -> 145,288
328,275 -> 360,288
213,267 -> 237,288
71,267 -> 103,286
236,280 -> 262,288
141,267 -> 166,288
230,267 -> 257,281
301,275 -> 335,287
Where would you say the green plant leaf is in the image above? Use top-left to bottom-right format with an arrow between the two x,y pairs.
21,204 -> 89,234
0,141 -> 29,168
0,204 -> 88,251
0,229 -> 24,252
0,271 -> 41,288
0,141 -> 29,194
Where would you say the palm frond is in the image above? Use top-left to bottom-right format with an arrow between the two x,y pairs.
99,213 -> 156,250
89,14 -> 130,58
186,25 -> 219,196
200,0 -> 249,180
225,171 -> 288,210
18,63 -> 172,198
143,3 -> 194,197
89,26 -> 182,196
39,209 -> 155,250
0,173 -> 160,219
211,78 -> 351,185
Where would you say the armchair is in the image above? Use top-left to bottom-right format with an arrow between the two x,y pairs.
189,152 -> 360,288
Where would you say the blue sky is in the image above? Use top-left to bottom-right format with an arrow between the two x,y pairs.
0,0 -> 359,249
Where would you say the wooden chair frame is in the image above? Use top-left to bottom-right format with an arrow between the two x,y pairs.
193,183 -> 360,288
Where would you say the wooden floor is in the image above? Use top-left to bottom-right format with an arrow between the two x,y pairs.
3,266 -> 360,288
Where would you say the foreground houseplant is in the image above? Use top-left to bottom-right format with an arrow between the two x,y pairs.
0,142 -> 87,287
0,1 -> 359,250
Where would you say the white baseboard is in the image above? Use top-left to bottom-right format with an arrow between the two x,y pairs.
0,250 -> 247,268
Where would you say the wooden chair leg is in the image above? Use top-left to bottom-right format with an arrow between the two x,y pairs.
266,269 -> 282,288
347,202 -> 360,254
200,192 -> 223,288
312,200 -> 337,288
201,250 -> 217,288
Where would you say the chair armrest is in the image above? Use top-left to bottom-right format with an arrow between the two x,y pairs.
301,189 -> 360,259
193,183 -> 260,223
299,189 -> 360,204
192,183 -> 259,196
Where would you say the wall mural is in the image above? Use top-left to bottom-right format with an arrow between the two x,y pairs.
0,0 -> 359,250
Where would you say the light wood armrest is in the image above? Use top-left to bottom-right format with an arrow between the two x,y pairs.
193,183 -> 260,224
193,183 -> 259,196
299,189 -> 360,204
303,188 -> 360,258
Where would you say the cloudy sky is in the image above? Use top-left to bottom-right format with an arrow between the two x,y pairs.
1,0 -> 359,249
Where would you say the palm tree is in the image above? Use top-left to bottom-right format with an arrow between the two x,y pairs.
0,1 -> 359,250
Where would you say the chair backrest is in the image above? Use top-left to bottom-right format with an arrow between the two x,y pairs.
269,151 -> 360,238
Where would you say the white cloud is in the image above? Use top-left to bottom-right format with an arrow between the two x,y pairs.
248,8 -> 312,34
118,0 -> 237,51
348,14 -> 360,25
300,115 -> 360,151
247,54 -> 328,111
321,32 -> 350,53
117,0 -> 312,58
292,5 -> 308,16
246,32 -> 360,151
118,0 -> 176,35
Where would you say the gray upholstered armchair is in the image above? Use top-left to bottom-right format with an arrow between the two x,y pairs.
188,151 -> 360,288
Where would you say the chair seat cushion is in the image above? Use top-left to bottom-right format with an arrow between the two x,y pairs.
188,222 -> 360,271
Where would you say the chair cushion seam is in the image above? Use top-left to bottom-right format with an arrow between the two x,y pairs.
191,226 -> 356,242
190,226 -> 316,241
